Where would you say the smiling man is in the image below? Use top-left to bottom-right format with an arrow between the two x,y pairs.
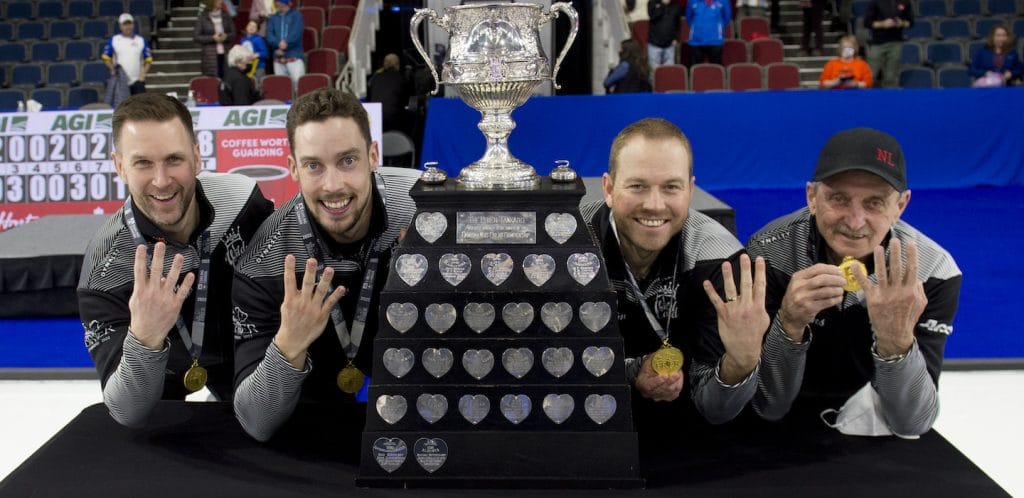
79,93 -> 274,427
581,118 -> 771,440
232,88 -> 418,442
747,128 -> 962,436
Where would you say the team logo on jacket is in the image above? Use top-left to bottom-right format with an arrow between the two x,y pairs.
233,307 -> 259,339
223,227 -> 245,266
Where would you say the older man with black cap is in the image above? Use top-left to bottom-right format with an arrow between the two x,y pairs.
746,127 -> 962,437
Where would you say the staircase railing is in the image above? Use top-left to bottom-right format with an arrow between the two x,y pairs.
592,0 -> 631,94
337,0 -> 382,97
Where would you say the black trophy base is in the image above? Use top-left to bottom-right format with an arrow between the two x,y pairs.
356,431 -> 644,489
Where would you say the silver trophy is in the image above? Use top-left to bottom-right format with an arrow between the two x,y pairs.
411,2 -> 579,189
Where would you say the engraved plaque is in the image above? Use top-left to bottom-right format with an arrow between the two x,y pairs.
376,395 -> 408,425
416,393 -> 449,424
463,302 -> 495,334
544,213 -> 577,244
439,253 -> 471,287
500,394 -> 532,425
462,349 -> 495,380
421,347 -> 454,378
522,254 -> 555,287
458,394 -> 491,425
415,212 -> 448,244
584,394 -> 617,425
542,394 -> 575,424
414,438 -> 449,474
579,301 -> 612,333
582,346 -> 615,377
395,254 -> 428,287
501,302 -> 534,334
385,302 -> 418,333
425,303 -> 457,334
480,253 -> 514,286
501,347 -> 534,379
456,211 -> 537,244
541,347 -> 574,378
372,437 -> 407,473
567,252 -> 601,286
382,347 -> 415,378
540,302 -> 572,333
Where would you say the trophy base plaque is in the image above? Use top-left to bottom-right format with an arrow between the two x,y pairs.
357,177 -> 642,489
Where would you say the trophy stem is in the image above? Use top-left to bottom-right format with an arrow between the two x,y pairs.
457,109 -> 538,190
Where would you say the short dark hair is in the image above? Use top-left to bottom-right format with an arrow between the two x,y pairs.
608,118 -> 692,178
112,93 -> 195,149
286,88 -> 371,152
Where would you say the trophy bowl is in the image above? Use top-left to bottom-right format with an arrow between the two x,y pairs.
411,2 -> 579,189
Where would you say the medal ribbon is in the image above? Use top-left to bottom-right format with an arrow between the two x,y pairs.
124,198 -> 212,361
609,214 -> 679,344
292,173 -> 386,364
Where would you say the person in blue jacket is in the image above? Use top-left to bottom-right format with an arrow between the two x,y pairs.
241,19 -> 270,82
266,0 -> 305,90
686,0 -> 731,66
969,24 -> 1022,86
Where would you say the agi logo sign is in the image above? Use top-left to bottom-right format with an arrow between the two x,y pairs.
0,115 -> 28,133
222,108 -> 288,127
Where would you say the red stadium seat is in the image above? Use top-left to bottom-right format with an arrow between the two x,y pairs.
751,38 -> 784,65
328,5 -> 356,27
721,39 -> 748,66
653,64 -> 688,92
632,20 -> 649,51
321,25 -> 350,55
299,6 -> 325,32
297,73 -> 331,96
303,26 -> 319,50
738,16 -> 771,41
300,0 -> 329,11
189,76 -> 220,104
727,62 -> 762,91
307,48 -> 340,77
765,62 -> 801,90
690,63 -> 725,92
261,74 -> 293,101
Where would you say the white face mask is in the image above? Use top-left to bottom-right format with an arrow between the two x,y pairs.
820,383 -> 919,439
841,47 -> 855,59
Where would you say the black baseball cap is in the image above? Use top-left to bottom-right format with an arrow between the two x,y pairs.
812,128 -> 907,192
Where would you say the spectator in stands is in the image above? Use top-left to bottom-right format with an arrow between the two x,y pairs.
102,13 -> 152,96
367,53 -> 411,134
266,0 -> 306,89
194,0 -> 236,78
220,45 -> 261,106
231,89 -> 418,442
969,24 -> 1022,87
241,20 -> 270,82
604,39 -> 653,93
648,0 -> 685,68
737,0 -> 767,18
79,93 -> 274,428
819,35 -> 873,88
863,0 -> 912,88
800,0 -> 826,56
623,0 -> 650,26
686,0 -> 731,66
747,127 -> 961,437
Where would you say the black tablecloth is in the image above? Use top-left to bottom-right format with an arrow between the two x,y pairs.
0,401 -> 1007,497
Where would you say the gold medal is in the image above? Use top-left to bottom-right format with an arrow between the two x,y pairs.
839,256 -> 867,292
650,342 -> 684,375
337,364 -> 366,393
183,358 -> 208,392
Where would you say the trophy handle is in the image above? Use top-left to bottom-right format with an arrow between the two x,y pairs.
410,8 -> 442,95
546,2 -> 579,90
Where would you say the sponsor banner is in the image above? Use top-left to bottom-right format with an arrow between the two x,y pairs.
0,103 -> 382,232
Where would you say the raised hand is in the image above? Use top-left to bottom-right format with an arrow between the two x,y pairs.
274,255 -> 346,369
852,239 -> 927,358
634,355 -> 684,401
703,254 -> 771,383
128,242 -> 196,349
777,263 -> 846,340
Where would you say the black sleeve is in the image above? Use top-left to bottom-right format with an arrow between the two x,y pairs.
79,286 -> 132,388
863,1 -> 879,29
232,272 -> 284,389
915,275 -> 961,385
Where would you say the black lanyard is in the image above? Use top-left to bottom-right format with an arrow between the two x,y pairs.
293,198 -> 382,363
123,198 -> 212,361
610,214 -> 679,343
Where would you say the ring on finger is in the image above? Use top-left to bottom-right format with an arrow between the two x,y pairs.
726,295 -> 737,302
